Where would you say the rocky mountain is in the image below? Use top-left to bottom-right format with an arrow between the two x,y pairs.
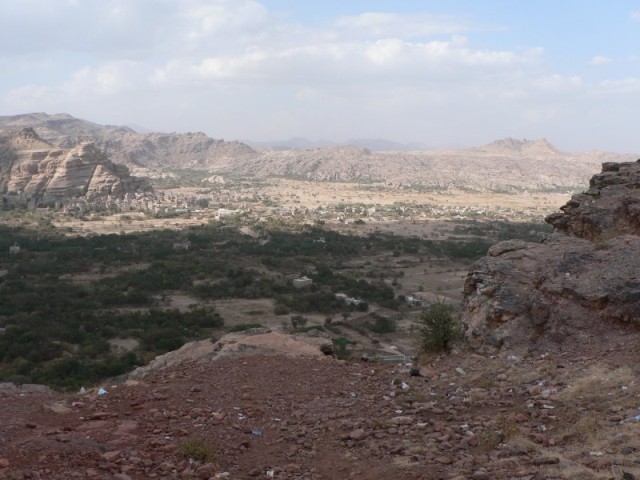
98,131 -> 256,170
0,128 -> 150,205
0,112 -> 133,148
463,159 -> 640,349
248,137 -> 429,151
2,113 -> 638,192
225,143 -> 636,192
0,113 -> 256,172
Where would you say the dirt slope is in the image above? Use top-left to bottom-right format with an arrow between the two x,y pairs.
2,326 -> 640,479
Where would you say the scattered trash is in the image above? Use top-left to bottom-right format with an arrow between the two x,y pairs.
251,428 -> 263,437
97,388 -> 107,396
620,414 -> 640,424
507,355 -> 520,364
401,382 -> 410,390
79,387 -> 86,394
350,392 -> 358,398
266,470 -> 275,478
455,367 -> 466,376
589,451 -> 604,457
541,388 -> 557,398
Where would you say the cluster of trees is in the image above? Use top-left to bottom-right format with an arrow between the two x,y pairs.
0,218 -> 546,388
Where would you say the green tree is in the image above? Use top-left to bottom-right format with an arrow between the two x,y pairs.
418,300 -> 460,352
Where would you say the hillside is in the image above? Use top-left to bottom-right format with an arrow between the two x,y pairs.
0,113 -> 257,172
0,128 -> 150,205
1,113 -> 637,193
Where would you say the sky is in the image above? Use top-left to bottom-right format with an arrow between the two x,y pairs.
1,0 -> 639,152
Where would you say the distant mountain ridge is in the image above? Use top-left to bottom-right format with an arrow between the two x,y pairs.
1,113 -> 637,193
246,137 -> 428,151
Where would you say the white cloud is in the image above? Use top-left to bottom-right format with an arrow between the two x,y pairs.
334,12 -> 471,38
534,74 -> 583,92
631,10 -> 640,20
6,61 -> 146,109
589,55 -> 613,66
595,77 -> 640,94
2,1 -> 639,151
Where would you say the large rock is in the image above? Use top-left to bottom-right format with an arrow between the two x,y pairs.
127,329 -> 325,379
546,160 -> 640,240
0,128 -> 150,204
463,160 -> 640,349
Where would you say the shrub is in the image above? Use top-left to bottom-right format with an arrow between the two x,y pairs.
290,315 -> 308,329
332,336 -> 356,360
367,315 -> 396,334
274,303 -> 290,315
178,437 -> 217,462
418,300 -> 460,352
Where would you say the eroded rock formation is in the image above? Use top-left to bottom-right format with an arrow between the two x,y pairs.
463,159 -> 640,349
0,128 -> 150,204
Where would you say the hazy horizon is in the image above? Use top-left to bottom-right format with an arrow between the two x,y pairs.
1,1 -> 640,153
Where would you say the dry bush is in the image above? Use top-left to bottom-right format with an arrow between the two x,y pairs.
558,365 -> 633,407
178,437 -> 217,463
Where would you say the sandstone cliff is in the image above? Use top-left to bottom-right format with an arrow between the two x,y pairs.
0,128 -> 150,204
462,159 -> 640,349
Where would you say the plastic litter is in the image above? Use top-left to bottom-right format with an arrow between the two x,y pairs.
251,428 -> 263,437
79,387 -> 86,394
621,414 -> 640,424
401,381 -> 410,390
350,392 -> 358,398
97,387 -> 107,396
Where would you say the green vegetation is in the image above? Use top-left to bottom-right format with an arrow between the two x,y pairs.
332,336 -> 356,360
367,314 -> 397,334
178,437 -> 217,463
0,218 -> 544,388
228,323 -> 264,332
418,300 -> 461,352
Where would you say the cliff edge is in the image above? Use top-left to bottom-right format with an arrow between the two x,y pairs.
463,159 -> 640,350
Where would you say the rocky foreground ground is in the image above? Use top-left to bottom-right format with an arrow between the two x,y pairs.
2,322 -> 640,480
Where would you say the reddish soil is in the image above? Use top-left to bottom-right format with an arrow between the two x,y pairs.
2,323 -> 640,480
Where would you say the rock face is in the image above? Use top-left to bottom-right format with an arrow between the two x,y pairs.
0,128 -> 150,204
0,112 -> 257,171
546,160 -> 640,240
463,160 -> 640,349
98,131 -> 256,170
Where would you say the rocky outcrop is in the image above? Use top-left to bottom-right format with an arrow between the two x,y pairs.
98,131 -> 256,170
128,329 -> 326,379
0,128 -> 150,204
463,160 -> 640,349
546,160 -> 640,239
0,113 -> 257,171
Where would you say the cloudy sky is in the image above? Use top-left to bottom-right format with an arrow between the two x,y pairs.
1,0 -> 639,151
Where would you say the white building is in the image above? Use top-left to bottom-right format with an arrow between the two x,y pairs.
292,276 -> 313,289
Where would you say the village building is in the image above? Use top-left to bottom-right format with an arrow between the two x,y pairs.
292,276 -> 313,289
